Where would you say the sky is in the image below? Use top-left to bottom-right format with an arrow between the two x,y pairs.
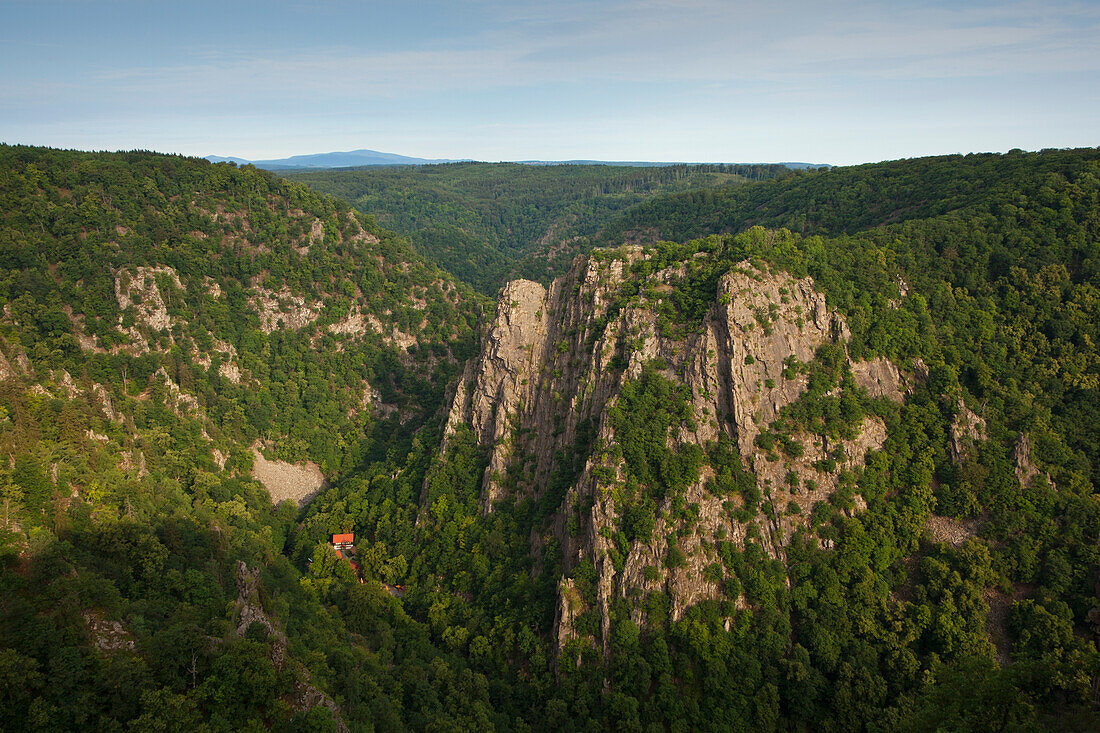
1,0 -> 1098,165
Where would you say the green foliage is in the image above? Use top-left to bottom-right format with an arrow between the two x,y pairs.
707,435 -> 758,514
610,362 -> 703,503
0,146 -> 498,732
1,144 -> 1099,731
290,161 -> 791,293
520,147 -> 1100,730
605,147 -> 1100,250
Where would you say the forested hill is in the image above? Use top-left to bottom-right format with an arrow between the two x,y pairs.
1,144 -> 1099,731
602,147 -> 1100,485
0,145 -> 493,730
0,145 -> 482,464
295,145 -> 1099,730
603,147 -> 1100,247
287,161 -> 792,293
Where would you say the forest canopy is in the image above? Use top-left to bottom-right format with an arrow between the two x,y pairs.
289,161 -> 793,293
0,144 -> 1097,731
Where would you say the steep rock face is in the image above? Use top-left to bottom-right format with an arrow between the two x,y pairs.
446,249 -> 903,653
851,357 -> 904,402
1013,432 -> 1052,489
234,562 -> 349,732
235,561 -> 290,668
115,265 -> 183,334
949,398 -> 987,463
446,279 -> 551,508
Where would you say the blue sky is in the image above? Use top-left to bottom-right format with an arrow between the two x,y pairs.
2,0 -> 1098,164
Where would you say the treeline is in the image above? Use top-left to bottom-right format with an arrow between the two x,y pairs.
289,161 -> 793,293
602,147 -> 1100,249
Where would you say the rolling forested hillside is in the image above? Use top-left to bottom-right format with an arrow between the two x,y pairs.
288,162 -> 792,293
0,145 -> 495,730
0,144 -> 1098,731
602,148 -> 1100,247
297,146 -> 1100,731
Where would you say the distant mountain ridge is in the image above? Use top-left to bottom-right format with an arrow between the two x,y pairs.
205,148 -> 468,169
207,149 -> 829,171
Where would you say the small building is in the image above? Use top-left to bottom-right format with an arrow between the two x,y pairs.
332,533 -> 354,550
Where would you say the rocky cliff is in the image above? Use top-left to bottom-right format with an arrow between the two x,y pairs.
445,246 -> 905,654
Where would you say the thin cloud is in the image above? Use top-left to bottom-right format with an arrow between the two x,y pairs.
43,0 -> 1096,107
2,0 -> 1097,162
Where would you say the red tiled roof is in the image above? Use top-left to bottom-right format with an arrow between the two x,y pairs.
332,533 -> 354,545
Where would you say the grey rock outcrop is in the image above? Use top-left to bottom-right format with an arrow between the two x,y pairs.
851,358 -> 904,402
234,561 -> 289,667
949,399 -> 987,463
445,249 -> 904,655
234,561 -> 349,731
1013,432 -> 1052,489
